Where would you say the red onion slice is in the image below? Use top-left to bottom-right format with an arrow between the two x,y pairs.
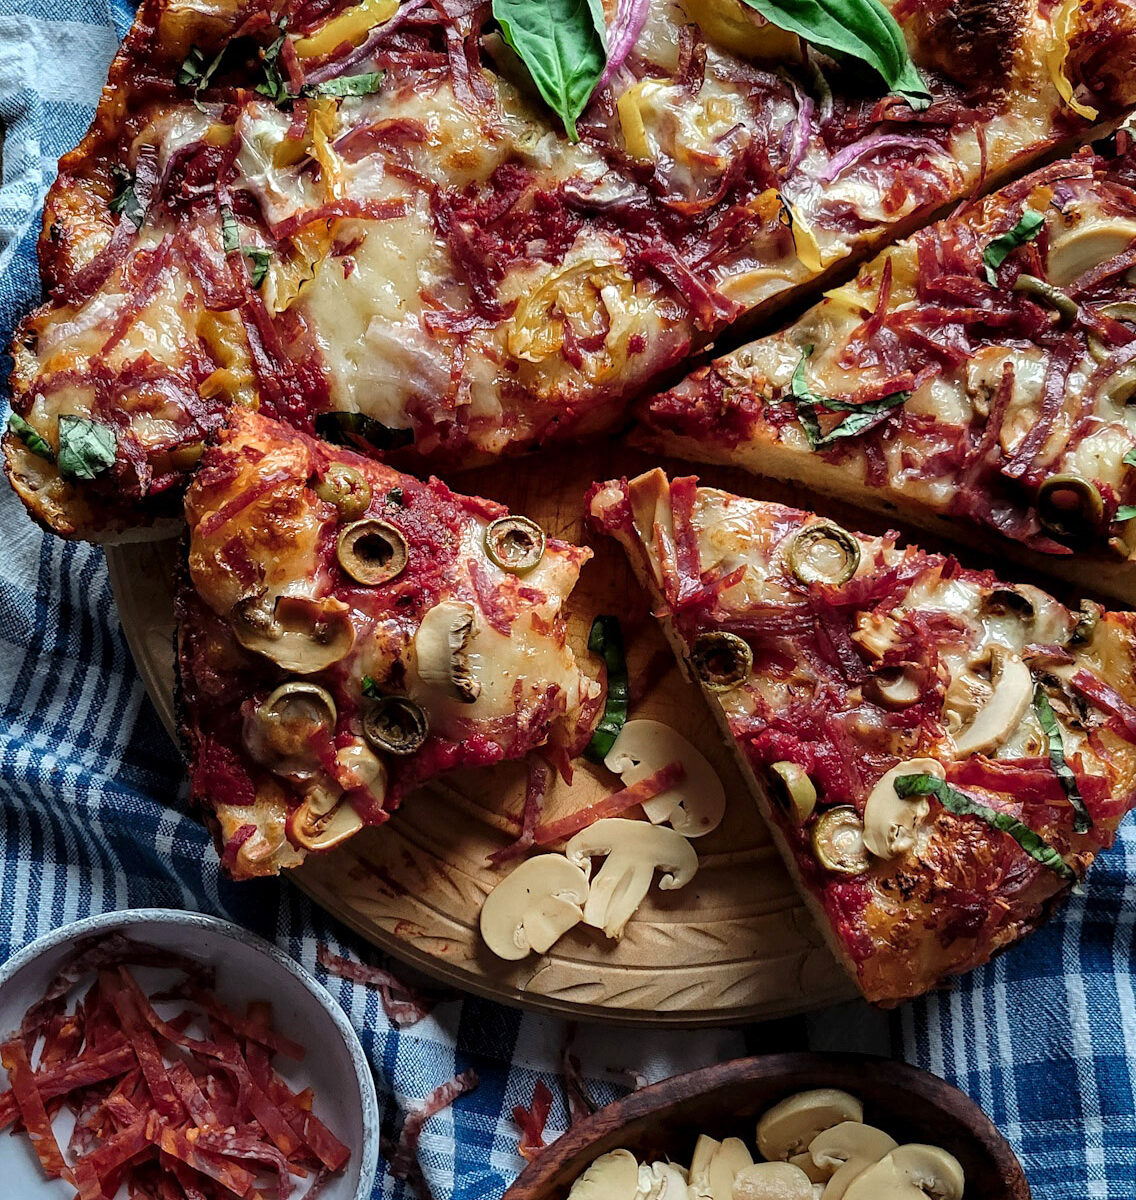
820,132 -> 947,184
596,0 -> 651,92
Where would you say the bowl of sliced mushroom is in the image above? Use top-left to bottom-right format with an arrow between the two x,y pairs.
502,1054 -> 1030,1200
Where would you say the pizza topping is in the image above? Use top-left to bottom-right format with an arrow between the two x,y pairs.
1033,685 -> 1093,833
234,594 -> 356,673
894,774 -> 1077,880
732,1162 -> 814,1200
637,1160 -> 690,1197
363,695 -> 429,756
336,517 -> 408,585
843,1144 -> 964,1200
584,615 -> 629,762
950,647 -> 1032,756
288,795 -> 364,851
756,1089 -> 863,1161
862,758 -> 943,859
1047,216 -> 1136,287
692,630 -> 753,692
566,818 -> 699,940
567,1149 -> 640,1199
785,521 -> 860,586
245,681 -> 337,777
1070,599 -> 1103,646
479,853 -> 590,960
596,0 -> 651,91
982,209 -> 1044,285
809,1122 -> 898,1192
768,762 -> 817,825
980,586 -> 1036,627
811,806 -> 870,876
689,1134 -> 753,1199
313,463 -> 372,520
864,664 -> 922,710
484,515 -> 546,575
1036,473 -> 1106,541
57,415 -> 116,482
7,413 -> 54,462
1011,273 -> 1079,323
602,719 -> 725,837
413,600 -> 481,704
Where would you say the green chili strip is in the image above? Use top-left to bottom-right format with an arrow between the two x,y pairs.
895,773 -> 1077,881
584,615 -> 629,763
1033,685 -> 1092,834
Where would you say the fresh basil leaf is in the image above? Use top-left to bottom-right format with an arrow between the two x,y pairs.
254,30 -> 291,105
361,675 -> 382,699
895,772 -> 1077,881
314,412 -> 416,451
788,346 -> 909,448
57,415 -> 117,482
109,164 -> 144,229
739,0 -> 931,110
220,205 -> 240,254
1124,448 -> 1136,468
304,71 -> 384,98
7,413 -> 55,463
242,246 -> 272,287
1033,685 -> 1092,834
584,615 -> 629,763
177,46 -> 209,88
1116,504 -> 1136,522
982,209 -> 1045,285
493,0 -> 607,141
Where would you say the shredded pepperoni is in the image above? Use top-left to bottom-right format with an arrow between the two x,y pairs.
513,1080 -> 554,1160
389,1069 -> 480,1183
316,945 -> 438,1029
532,762 -> 685,845
487,755 -> 553,866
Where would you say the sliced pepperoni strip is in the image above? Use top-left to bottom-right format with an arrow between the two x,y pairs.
0,1038 -> 70,1179
532,761 -> 685,845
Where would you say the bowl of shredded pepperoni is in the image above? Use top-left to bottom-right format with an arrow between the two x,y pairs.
0,909 -> 379,1200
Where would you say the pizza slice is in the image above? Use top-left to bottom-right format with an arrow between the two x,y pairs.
178,409 -> 599,879
9,0 -> 1136,540
635,136 -> 1136,602
589,469 -> 1136,1003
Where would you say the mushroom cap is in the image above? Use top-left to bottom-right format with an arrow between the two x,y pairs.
566,819 -> 699,940
757,1090 -> 864,1161
637,1161 -> 689,1200
603,719 -> 726,837
287,798 -> 363,853
731,1162 -> 815,1200
706,1137 -> 754,1200
234,594 -> 356,674
809,1122 -> 898,1199
951,650 -> 1032,756
862,759 -> 943,860
842,1145 -> 964,1200
479,854 -> 590,961
414,599 -> 482,703
243,681 -> 338,778
566,1148 -> 641,1200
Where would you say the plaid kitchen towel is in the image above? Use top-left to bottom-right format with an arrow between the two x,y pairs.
2,4 -> 1136,1197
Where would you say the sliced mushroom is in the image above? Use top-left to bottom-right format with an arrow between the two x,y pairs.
334,740 -> 388,802
786,522 -> 860,586
637,1161 -> 689,1200
951,647 -> 1032,755
788,1154 -> 828,1185
757,1090 -> 864,1161
980,586 -> 1036,626
864,665 -> 922,710
566,1149 -> 641,1200
707,1137 -> 753,1200
244,681 -> 337,778
313,463 -> 372,521
603,719 -> 725,837
363,696 -> 429,756
287,797 -> 363,852
692,631 -> 754,692
414,599 -> 481,703
337,518 -> 409,585
1047,219 -> 1136,287
566,818 -> 699,940
862,759 -> 944,860
768,762 -> 817,825
484,515 -> 545,574
479,854 -> 590,960
842,1145 -> 964,1200
811,808 -> 870,876
732,1163 -> 814,1200
809,1123 -> 898,1200
234,595 -> 355,673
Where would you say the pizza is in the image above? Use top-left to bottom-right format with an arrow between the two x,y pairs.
8,0 -> 1136,541
589,468 -> 1136,1003
178,408 -> 599,878
635,136 -> 1136,601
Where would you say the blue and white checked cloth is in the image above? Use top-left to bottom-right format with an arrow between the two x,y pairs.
2,4 -> 1136,1196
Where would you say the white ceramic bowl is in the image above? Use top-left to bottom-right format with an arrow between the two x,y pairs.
0,909 -> 379,1200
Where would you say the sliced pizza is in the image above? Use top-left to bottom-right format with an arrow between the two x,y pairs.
636,137 -> 1136,601
590,469 -> 1136,1003
8,0 -> 1136,539
178,409 -> 599,879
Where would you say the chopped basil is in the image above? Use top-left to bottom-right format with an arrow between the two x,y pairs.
982,209 -> 1045,285
254,30 -> 291,105
304,72 -> 384,98
109,164 -> 144,229
584,615 -> 629,763
361,675 -> 382,699
1124,448 -> 1136,468
7,413 -> 55,462
220,205 -> 240,254
1033,685 -> 1092,834
314,412 -> 415,451
492,0 -> 607,142
895,773 -> 1077,881
177,43 -> 227,97
1116,504 -> 1136,522
788,346 -> 909,449
740,0 -> 930,110
57,415 -> 117,482
242,246 -> 272,287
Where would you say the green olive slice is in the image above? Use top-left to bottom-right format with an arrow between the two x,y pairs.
1099,301 -> 1136,325
1036,474 -> 1105,542
314,464 -> 372,521
786,522 -> 860,586
363,696 -> 429,756
692,631 -> 753,692
484,516 -> 545,574
811,806 -> 870,876
768,762 -> 817,825
1012,274 -> 1079,322
980,586 -> 1036,624
337,518 -> 408,585
1070,598 -> 1103,646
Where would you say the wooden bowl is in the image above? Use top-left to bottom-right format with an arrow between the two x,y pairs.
505,1053 -> 1030,1200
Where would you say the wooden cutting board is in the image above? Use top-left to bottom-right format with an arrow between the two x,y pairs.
106,446 -> 858,1026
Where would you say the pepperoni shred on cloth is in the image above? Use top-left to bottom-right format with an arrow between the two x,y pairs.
0,935 -> 350,1198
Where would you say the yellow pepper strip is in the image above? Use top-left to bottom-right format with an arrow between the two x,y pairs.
294,0 -> 399,59
1047,0 -> 1098,121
